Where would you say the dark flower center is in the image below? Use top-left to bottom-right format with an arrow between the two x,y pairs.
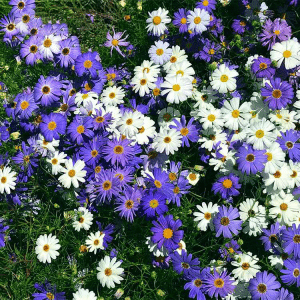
17,1 -> 25,9
194,279 -> 202,287
248,210 -> 256,217
293,235 -> 300,244
148,150 -> 158,159
22,15 -> 30,23
269,234 -> 277,243
102,180 -> 112,190
60,103 -> 68,111
114,145 -> 124,154
7,23 -> 15,31
286,141 -> 294,149
242,262 -> 250,270
30,28 -> 37,35
42,86 -> 51,94
125,200 -> 134,209
272,89 -> 282,99
181,262 -> 190,269
257,284 -> 267,294
220,217 -> 230,226
105,268 -> 112,276
246,154 -> 255,162
62,47 -> 70,55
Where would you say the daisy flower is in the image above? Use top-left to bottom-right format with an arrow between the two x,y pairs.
75,51 -> 102,79
38,31 -> 61,60
282,224 -> 300,260
72,288 -> 97,300
193,202 -> 219,231
146,8 -> 171,37
186,172 -> 200,185
97,256 -> 124,288
116,110 -> 144,138
212,174 -> 241,200
131,73 -> 156,97
104,28 -> 129,57
40,113 -> 67,142
101,86 -> 125,106
74,91 -> 98,107
288,160 -> 300,188
46,151 -> 67,175
86,231 -> 105,254
148,40 -> 172,65
161,76 -> 193,103
198,105 -> 223,130
157,107 -> 180,129
0,166 -> 17,194
152,128 -> 182,155
134,116 -> 156,145
270,39 -> 300,70
264,142 -> 286,174
187,8 -> 210,34
73,207 -> 93,232
231,252 -> 261,282
167,60 -> 195,83
35,234 -> 60,264
58,159 -> 87,189
134,60 -> 160,79
164,45 -> 188,72
32,280 -> 66,300
210,64 -> 239,94
280,259 -> 300,287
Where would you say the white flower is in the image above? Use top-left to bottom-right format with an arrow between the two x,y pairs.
152,128 -> 182,155
198,105 -> 224,130
209,144 -> 236,172
288,160 -> 300,189
86,231 -> 105,254
73,207 -> 93,232
134,60 -> 160,79
117,110 -> 144,138
193,202 -> 219,231
269,191 -> 300,226
161,76 -> 193,103
39,34 -> 61,59
192,85 -> 218,109
146,237 -> 169,257
131,73 -> 156,97
148,40 -> 172,65
210,64 -> 239,94
97,256 -> 124,288
58,159 -> 87,189
133,116 -> 157,145
0,166 -> 17,194
270,40 -> 300,70
35,233 -> 60,263
166,60 -> 195,83
36,134 -> 59,154
46,151 -> 67,175
186,172 -> 200,185
246,118 -> 276,150
101,86 -> 125,106
231,252 -> 261,282
163,46 -> 188,72
75,92 -> 98,107
198,127 -> 227,151
263,143 -> 285,174
187,8 -> 210,34
269,110 -> 297,131
146,8 -> 171,36
72,288 -> 97,300
175,240 -> 187,255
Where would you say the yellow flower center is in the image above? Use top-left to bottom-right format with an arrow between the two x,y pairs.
149,199 -> 159,208
280,203 -> 288,211
163,228 -> 173,239
203,0 -> 209,6
180,127 -> 189,136
83,60 -> 93,69
114,145 -> 124,154
274,30 -> 280,35
208,114 -> 216,122
43,244 -> 50,252
204,212 -> 211,220
153,88 -> 160,96
103,180 -> 112,190
105,268 -> 112,276
77,125 -> 85,134
220,75 -> 229,82
255,130 -> 264,138
266,152 -> 272,161
20,101 -> 29,110
48,121 -> 57,131
43,38 -> 52,48
46,293 -> 54,300
181,18 -> 187,24
214,278 -> 225,288
283,50 -> 292,58
68,170 -> 76,177
173,84 -> 181,91
231,110 -> 240,118
112,39 -> 119,46
194,17 -> 201,24
163,137 -> 171,143
154,180 -> 162,188
220,217 -> 230,226
272,89 -> 282,99
156,48 -> 164,56
222,179 -> 232,189
1,177 -> 7,184
153,16 -> 161,25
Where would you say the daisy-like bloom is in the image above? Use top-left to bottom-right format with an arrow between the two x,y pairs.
187,172 -> 200,185
72,288 -> 97,300
248,271 -> 281,300
40,113 -> 67,142
36,135 -> 59,156
173,8 -> 189,33
260,222 -> 282,251
101,85 -> 125,106
141,191 -> 168,219
97,256 -> 124,288
203,269 -> 235,299
38,27 -> 61,60
184,269 -> 208,300
277,129 -> 300,162
213,205 -> 242,239
167,60 -> 195,83
212,174 -> 241,200
280,259 -> 300,287
75,51 -> 102,79
269,191 -> 300,226
74,91 -> 98,107
193,202 -> 219,231
236,144 -> 267,175
20,36 -> 42,66
35,234 -> 60,264
270,40 -> 300,70
231,252 -> 261,282
34,75 -> 63,107
86,231 -> 105,254
152,128 -> 182,155
146,8 -> 171,37
57,37 -> 81,69
288,160 -> 300,188
9,0 -> 35,16
134,116 -> 156,145
220,98 -> 250,131
134,60 -> 160,80
67,116 -> 94,144
264,142 -> 285,174
104,28 -> 129,57
151,214 -> 184,251
251,56 -> 275,79
73,207 -> 93,232
196,0 -> 217,13
58,159 -> 87,189
282,224 -> 300,260
187,8 -> 210,34
261,78 -> 294,110
0,166 -> 17,194
277,288 -> 294,300
157,107 -> 180,129
116,110 -> 144,138
46,151 -> 67,175
32,280 -> 66,300
148,40 -> 172,65
131,73 -> 156,97
163,45 -> 188,72
161,76 -> 193,104
246,118 -> 276,150
170,250 -> 200,279
210,64 -> 239,94
239,198 -> 267,236
15,92 -> 38,119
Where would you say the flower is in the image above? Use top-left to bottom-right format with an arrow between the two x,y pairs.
277,129 -> 300,162
196,0 -> 217,13
40,113 -> 67,142
152,128 -> 182,155
57,37 -> 81,68
58,159 -> 87,189
187,8 -> 210,34
0,166 -> 17,194
85,231 -> 105,254
248,271 -> 281,300
280,259 -> 300,287
212,174 -> 241,199
213,205 -> 242,238
172,8 -> 189,33
20,36 -> 42,65
72,288 -> 97,300
75,51 -> 102,78
151,214 -> 184,251
148,40 -> 172,65
184,269 -> 207,300
67,116 -> 94,144
32,280 -> 66,300
46,151 -> 67,175
97,256 -> 124,288
146,8 -> 171,37
282,224 -> 300,259
73,207 -> 93,232
141,191 -> 168,219
260,222 -> 282,251
251,56 -> 275,79
104,28 -> 129,57
193,202 -> 219,231
101,85 -> 125,106
35,234 -> 60,263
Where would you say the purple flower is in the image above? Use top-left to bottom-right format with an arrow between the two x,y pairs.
0,222 -> 9,248
196,0 -> 216,13
96,222 -> 115,249
151,214 -> 184,251
194,38 -> 221,62
260,222 -> 282,251
236,144 -> 267,175
203,269 -> 235,299
15,92 -> 38,119
172,9 -> 189,33
104,28 -> 130,57
251,56 -> 275,79
248,271 -> 281,300
34,75 -> 63,107
231,18 -> 249,34
212,174 -> 241,200
56,36 -> 81,68
67,116 -> 94,144
0,13 -> 19,38
261,78 -> 294,110
213,205 -> 242,238
184,269 -> 208,300
75,51 -> 102,78
152,255 -> 171,269
140,191 -> 168,219
93,108 -> 112,131
9,0 -> 35,17
170,176 -> 191,207
277,288 -> 294,300
277,130 -> 300,162
282,224 -> 300,259
219,240 -> 242,262
169,250 -> 200,279
20,36 -> 42,65
32,280 -> 66,300
27,17 -> 43,36
79,138 -> 101,167
280,259 -> 300,287
40,113 -> 67,142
